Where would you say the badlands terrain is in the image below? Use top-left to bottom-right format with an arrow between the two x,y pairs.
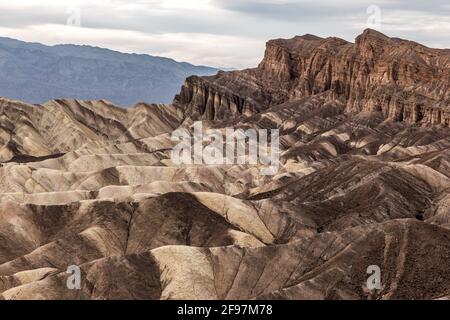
0,29 -> 450,300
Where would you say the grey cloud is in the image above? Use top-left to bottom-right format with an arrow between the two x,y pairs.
214,0 -> 361,21
215,0 -> 450,18
0,6 -> 67,28
0,0 -> 448,68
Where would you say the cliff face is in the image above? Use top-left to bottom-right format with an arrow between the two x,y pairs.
175,29 -> 450,125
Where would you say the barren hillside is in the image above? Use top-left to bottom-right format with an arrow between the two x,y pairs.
0,29 -> 449,300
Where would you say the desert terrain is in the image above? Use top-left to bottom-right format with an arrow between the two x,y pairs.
0,29 -> 449,300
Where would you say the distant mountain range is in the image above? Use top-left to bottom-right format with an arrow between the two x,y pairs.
0,37 -> 219,106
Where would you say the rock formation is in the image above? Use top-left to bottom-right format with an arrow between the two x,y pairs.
0,29 -> 450,300
176,29 -> 450,124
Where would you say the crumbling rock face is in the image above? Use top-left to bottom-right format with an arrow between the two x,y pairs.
174,73 -> 268,121
176,29 -> 449,125
0,30 -> 450,300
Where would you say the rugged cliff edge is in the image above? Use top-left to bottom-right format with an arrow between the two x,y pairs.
1,30 -> 450,300
175,29 -> 450,125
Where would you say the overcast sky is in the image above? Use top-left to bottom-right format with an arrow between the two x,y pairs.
0,0 -> 449,68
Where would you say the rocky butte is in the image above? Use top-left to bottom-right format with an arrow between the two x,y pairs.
176,29 -> 450,124
0,29 -> 449,300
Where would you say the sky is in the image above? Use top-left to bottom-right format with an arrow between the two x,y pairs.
0,0 -> 449,68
